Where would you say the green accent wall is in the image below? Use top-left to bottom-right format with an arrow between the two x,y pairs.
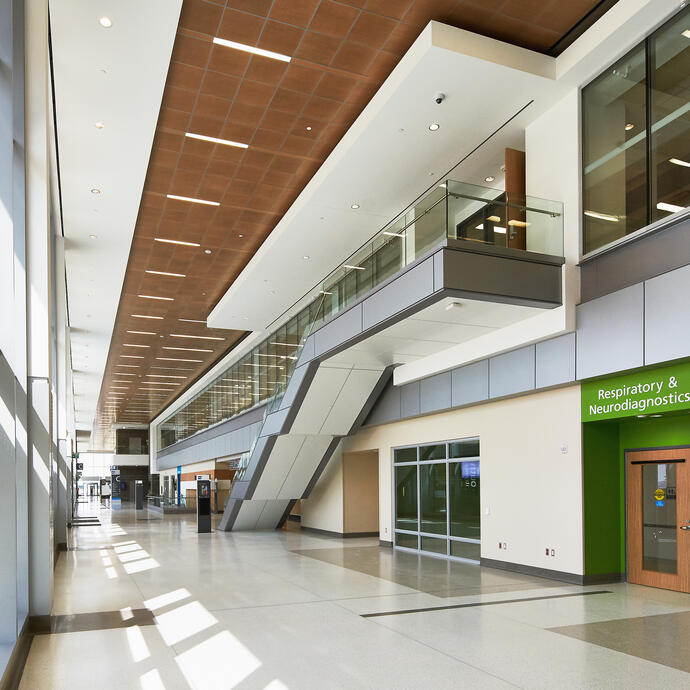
583,413 -> 690,576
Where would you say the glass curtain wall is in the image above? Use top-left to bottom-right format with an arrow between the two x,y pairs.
582,5 -> 690,254
393,438 -> 480,563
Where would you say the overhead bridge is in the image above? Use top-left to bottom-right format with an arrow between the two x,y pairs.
219,180 -> 564,530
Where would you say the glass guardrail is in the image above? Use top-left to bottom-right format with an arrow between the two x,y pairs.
158,180 -> 563,449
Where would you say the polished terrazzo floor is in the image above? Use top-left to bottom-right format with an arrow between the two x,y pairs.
19,500 -> 690,689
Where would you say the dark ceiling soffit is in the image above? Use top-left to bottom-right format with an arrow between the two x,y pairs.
547,0 -> 620,56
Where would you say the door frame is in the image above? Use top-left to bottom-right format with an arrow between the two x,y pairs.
625,445 -> 690,593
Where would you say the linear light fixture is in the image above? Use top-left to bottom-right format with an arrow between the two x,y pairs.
169,334 -> 224,341
683,29 -> 690,38
154,238 -> 201,247
162,346 -> 212,352
487,215 -> 501,223
166,194 -> 219,207
185,132 -> 248,149
156,357 -> 203,363
138,387 -> 176,392
669,157 -> 690,168
145,374 -> 187,379
126,330 -> 156,335
131,314 -> 164,320
343,264 -> 365,271
657,202 -> 686,214
151,366 -> 194,371
508,220 -> 529,228
111,386 -> 129,390
212,36 -> 291,63
140,381 -> 180,386
112,380 -> 133,383
138,294 -> 174,301
146,270 -> 186,278
584,210 -> 619,222
178,318 -> 206,323
123,344 -> 150,348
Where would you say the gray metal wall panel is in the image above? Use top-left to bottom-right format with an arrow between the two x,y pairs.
489,346 -> 535,398
298,334 -> 315,365
644,263 -> 690,365
536,333 -> 576,389
576,283 -> 644,379
313,303 -> 362,358
280,362 -> 309,410
433,250 -> 444,292
420,372 -> 452,414
260,409 -> 289,437
362,257 -> 435,331
451,360 -> 489,407
443,248 -> 562,306
401,381 -> 420,417
581,214 -> 690,302
364,379 -> 401,426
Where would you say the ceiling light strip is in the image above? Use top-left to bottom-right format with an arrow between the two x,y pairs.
185,132 -> 248,149
166,194 -> 219,207
212,36 -> 291,63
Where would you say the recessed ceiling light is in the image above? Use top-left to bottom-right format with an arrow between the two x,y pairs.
306,126 -> 312,131
126,331 -> 156,336
178,318 -> 206,324
204,249 -> 212,254
145,374 -> 188,379
91,188 -> 101,194
131,314 -> 164,319
154,238 -> 201,247
89,234 -> 97,239
156,357 -> 203,363
137,295 -> 174,301
184,132 -> 248,148
624,123 -> 634,131
162,346 -> 213,353
493,227 -> 507,234
584,210 -> 619,222
145,270 -> 186,278
170,334 -> 224,341
657,201 -> 685,214
99,16 -> 112,28
166,194 -> 220,207
116,364 -> 140,368
350,203 -> 360,209
484,176 -> 495,183
428,123 -> 440,131
212,36 -> 291,63
669,157 -> 690,168
237,234 -> 244,238
123,344 -> 150,348
303,255 -> 310,260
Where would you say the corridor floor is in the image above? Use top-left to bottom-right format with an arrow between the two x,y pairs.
19,501 -> 690,689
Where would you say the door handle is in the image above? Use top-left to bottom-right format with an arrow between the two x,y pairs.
681,526 -> 690,530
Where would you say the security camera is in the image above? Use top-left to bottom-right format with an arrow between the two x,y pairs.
435,93 -> 445,105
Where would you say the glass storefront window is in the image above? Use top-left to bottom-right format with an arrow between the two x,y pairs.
582,6 -> 690,255
395,465 -> 418,531
394,438 -> 480,563
649,10 -> 690,223
582,43 -> 647,253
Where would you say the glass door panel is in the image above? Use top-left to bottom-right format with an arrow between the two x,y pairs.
420,463 -> 447,535
641,463 -> 677,573
449,461 -> 481,540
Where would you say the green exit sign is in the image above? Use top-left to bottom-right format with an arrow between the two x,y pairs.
582,361 -> 690,422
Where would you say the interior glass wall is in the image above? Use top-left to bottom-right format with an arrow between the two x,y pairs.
582,5 -> 690,254
393,438 -> 480,562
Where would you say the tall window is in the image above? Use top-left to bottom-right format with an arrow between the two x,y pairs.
582,6 -> 690,254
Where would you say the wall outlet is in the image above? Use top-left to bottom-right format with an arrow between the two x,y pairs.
545,547 -> 549,556
550,549 -> 555,557
502,542 -> 507,550
384,527 -> 388,534
498,542 -> 502,549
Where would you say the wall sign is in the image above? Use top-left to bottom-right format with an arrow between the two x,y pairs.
582,362 -> 690,422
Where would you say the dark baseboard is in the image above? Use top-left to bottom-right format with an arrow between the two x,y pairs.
57,542 -> 67,551
480,558 -> 587,585
0,616 -> 39,690
287,514 -> 301,522
379,539 -> 393,548
299,525 -> 379,539
582,571 -> 626,585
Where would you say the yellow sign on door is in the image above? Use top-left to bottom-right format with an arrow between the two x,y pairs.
655,488 -> 665,501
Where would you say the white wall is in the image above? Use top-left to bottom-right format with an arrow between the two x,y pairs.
301,444 -> 344,534
343,385 -> 584,575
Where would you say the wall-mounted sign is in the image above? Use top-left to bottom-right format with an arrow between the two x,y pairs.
76,462 -> 83,471
655,488 -> 665,501
581,362 -> 690,422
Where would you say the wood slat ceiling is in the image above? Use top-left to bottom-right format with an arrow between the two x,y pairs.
92,0 -> 615,442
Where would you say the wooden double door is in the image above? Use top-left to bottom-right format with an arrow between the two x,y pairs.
626,448 -> 690,592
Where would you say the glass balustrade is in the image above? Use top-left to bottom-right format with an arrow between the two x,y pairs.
158,180 -> 563,450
